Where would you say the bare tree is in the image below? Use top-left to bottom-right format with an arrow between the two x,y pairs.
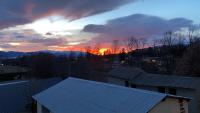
133,38 -> 140,50
85,46 -> 91,53
174,32 -> 186,46
140,38 -> 147,49
84,46 -> 92,58
188,26 -> 195,45
175,43 -> 200,76
104,49 -> 112,55
152,38 -> 161,48
162,31 -> 175,47
94,43 -> 101,55
124,36 -> 140,52
124,37 -> 134,52
112,40 -> 120,54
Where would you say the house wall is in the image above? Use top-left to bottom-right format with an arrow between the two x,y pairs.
37,102 -> 51,113
149,98 -> 188,113
37,102 -> 42,113
137,85 -> 196,113
107,77 -> 196,113
176,88 -> 196,113
36,97 -> 188,113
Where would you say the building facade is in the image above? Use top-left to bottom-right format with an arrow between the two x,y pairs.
107,67 -> 200,113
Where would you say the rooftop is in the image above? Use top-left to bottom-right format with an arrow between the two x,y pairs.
33,77 -> 188,113
108,67 -> 200,89
133,73 -> 200,89
108,67 -> 145,80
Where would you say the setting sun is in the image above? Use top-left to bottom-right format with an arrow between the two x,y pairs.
99,48 -> 108,55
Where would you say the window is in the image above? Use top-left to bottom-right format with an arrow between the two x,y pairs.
131,84 -> 136,88
158,87 -> 177,95
169,88 -> 176,95
158,87 -> 165,93
125,80 -> 129,87
179,99 -> 185,113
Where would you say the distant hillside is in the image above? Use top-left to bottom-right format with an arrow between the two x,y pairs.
0,51 -> 25,59
0,50 -> 86,59
34,50 -> 86,57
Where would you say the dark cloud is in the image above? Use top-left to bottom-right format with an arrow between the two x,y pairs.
30,38 -> 67,46
0,0 -> 133,29
0,0 -> 32,29
83,24 -> 108,33
83,14 -> 194,42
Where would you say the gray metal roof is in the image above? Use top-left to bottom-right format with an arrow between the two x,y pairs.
0,77 -> 62,113
33,77 -> 169,113
133,74 -> 200,89
108,67 -> 200,89
108,67 -> 145,80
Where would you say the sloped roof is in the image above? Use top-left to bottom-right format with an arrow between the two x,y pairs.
108,67 -> 200,89
33,77 -> 172,113
108,67 -> 145,80
133,74 -> 200,89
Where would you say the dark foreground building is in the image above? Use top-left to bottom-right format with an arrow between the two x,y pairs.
33,77 -> 189,113
107,67 -> 200,113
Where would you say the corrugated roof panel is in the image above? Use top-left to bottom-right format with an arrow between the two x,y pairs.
34,77 -> 166,113
108,67 -> 145,80
133,74 -> 200,89
108,67 -> 200,89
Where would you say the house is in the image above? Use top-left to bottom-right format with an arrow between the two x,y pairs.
33,77 -> 189,113
0,77 -> 62,113
142,57 -> 160,64
0,65 -> 28,81
112,59 -> 121,68
107,67 -> 145,86
107,67 -> 200,113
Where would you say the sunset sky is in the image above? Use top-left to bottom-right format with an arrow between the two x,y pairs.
0,0 -> 199,52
